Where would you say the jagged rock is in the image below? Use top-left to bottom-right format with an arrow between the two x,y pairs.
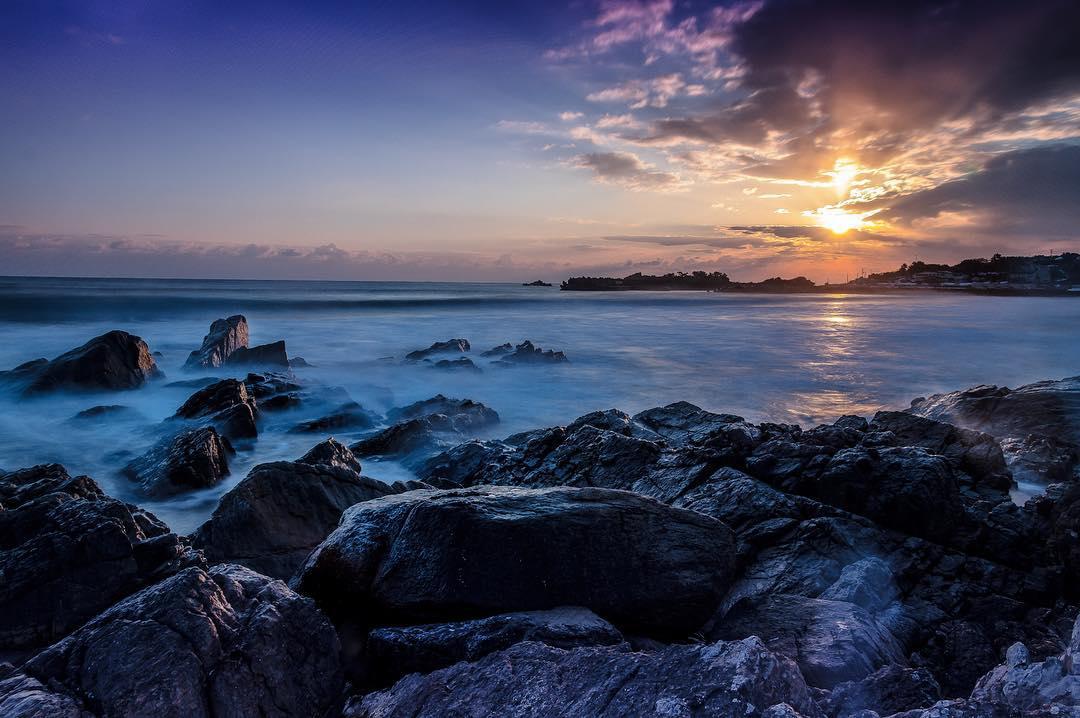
299,437 -> 364,474
0,665 -> 89,717
366,607 -> 624,684
3,331 -> 162,395
289,356 -> 313,368
386,394 -> 498,424
819,557 -> 899,613
174,378 -> 258,439
492,339 -> 568,365
293,486 -> 736,637
814,447 -> 963,543
826,665 -> 942,717
712,594 -> 906,689
15,565 -> 342,718
183,315 -> 248,369
191,454 -> 393,579
243,371 -> 301,398
633,401 -> 751,446
289,401 -> 377,433
0,465 -> 194,655
121,426 -> 233,497
480,342 -> 513,357
405,339 -> 470,361
224,340 -> 289,368
1000,434 -> 1079,485
345,637 -> 822,718
432,357 -> 481,372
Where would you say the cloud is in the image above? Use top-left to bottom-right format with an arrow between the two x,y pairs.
559,111 -> 584,121
574,151 -> 683,190
587,73 -> 704,109
855,143 -> 1080,237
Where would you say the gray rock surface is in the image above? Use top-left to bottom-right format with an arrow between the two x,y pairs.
183,315 -> 248,369
120,426 -> 233,497
3,331 -> 162,395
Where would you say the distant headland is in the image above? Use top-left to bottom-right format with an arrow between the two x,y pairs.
561,253 -> 1080,295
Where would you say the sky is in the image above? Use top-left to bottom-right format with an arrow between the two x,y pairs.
1,0 -> 1079,282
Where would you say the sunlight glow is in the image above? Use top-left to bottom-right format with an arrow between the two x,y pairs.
827,158 -> 859,199
807,207 -> 870,234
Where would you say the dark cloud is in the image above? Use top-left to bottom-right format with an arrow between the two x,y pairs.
857,144 -> 1080,236
575,151 -> 681,189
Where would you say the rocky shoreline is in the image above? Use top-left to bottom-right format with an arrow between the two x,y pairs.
1,317 -> 1079,717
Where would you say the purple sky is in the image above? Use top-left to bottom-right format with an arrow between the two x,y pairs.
2,0 -> 1079,281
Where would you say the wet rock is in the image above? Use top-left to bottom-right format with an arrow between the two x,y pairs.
0,464 -> 193,655
183,314 -> 248,369
299,437 -> 364,474
224,340 -> 289,368
814,447 -> 963,543
164,376 -> 221,389
0,665 -> 89,717
633,401 -> 750,446
712,593 -> 906,689
405,338 -> 470,361
293,485 -> 736,637
366,607 -> 624,684
289,401 -> 377,433
492,339 -> 567,365
174,378 -> 258,439
825,665 -> 942,717
432,357 -> 481,372
1000,434 -> 1079,485
480,342 -> 513,357
67,404 -> 143,423
121,426 -> 233,498
289,356 -> 313,368
386,394 -> 498,425
5,331 -> 162,395
351,399 -> 500,465
345,637 -> 822,718
17,565 -> 343,718
243,371 -> 301,399
191,451 -> 393,579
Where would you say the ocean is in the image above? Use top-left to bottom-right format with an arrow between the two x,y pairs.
1,275 -> 1078,532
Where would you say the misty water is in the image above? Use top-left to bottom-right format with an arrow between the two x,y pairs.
2,276 -> 1078,533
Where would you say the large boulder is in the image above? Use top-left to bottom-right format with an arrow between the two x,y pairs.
825,664 -> 942,717
120,426 -> 233,498
174,378 -> 258,439
224,340 -> 289,368
4,331 -> 161,395
183,315 -> 248,369
191,442 -> 394,579
15,565 -> 343,718
712,594 -> 906,689
0,465 -> 193,655
346,637 -> 822,718
293,486 -> 736,637
366,607 -> 623,684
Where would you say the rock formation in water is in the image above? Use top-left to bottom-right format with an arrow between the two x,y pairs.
1,330 -> 162,396
121,426 -> 233,498
224,339 -> 290,368
405,338 -> 471,361
183,314 -> 249,369
173,377 -> 259,439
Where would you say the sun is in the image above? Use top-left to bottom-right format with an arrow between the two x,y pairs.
808,207 -> 869,234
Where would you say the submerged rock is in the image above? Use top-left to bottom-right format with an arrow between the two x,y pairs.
432,356 -> 481,372
191,446 -> 393,579
492,339 -> 568,365
289,401 -> 377,433
174,378 -> 259,439
293,485 -> 736,637
351,398 -> 499,465
67,404 -> 143,423
3,331 -> 162,395
121,426 -> 233,497
386,394 -> 498,425
13,565 -> 342,718
0,464 -> 194,655
405,338 -> 470,361
183,314 -> 248,369
346,637 -> 821,718
480,342 -> 513,357
366,607 -> 624,684
224,340 -> 289,368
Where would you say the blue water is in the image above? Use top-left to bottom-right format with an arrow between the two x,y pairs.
1,276 -> 1078,531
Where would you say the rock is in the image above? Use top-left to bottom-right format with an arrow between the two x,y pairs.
712,594 -> 906,689
289,356 -> 313,368
183,315 -> 248,369
366,607 -> 624,684
224,340 -> 289,368
5,331 -> 162,395
870,411 -> 1011,489
969,614 -> 1080,713
18,565 -> 343,718
633,401 -> 750,446
293,485 -> 736,637
164,376 -> 221,389
191,454 -> 393,579
480,342 -> 513,357
1000,434 -> 1079,485
432,357 -> 481,372
826,665 -> 942,717
0,666 -> 89,717
405,339 -> 470,361
174,378 -> 258,439
243,371 -> 302,399
345,637 -> 822,718
67,404 -> 143,422
814,447 -> 963,543
299,437 -> 364,474
818,557 -> 898,613
0,464 -> 193,655
120,426 -> 233,498
289,401 -> 377,433
492,339 -> 567,365
387,395 -> 496,424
